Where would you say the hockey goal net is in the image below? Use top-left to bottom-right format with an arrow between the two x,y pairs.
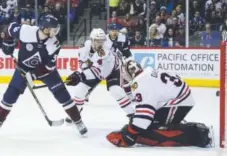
220,41 -> 227,148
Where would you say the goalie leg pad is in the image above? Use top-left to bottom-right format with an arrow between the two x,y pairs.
136,122 -> 211,147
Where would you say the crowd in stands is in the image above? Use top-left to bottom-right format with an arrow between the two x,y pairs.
108,0 -> 227,47
0,0 -> 87,46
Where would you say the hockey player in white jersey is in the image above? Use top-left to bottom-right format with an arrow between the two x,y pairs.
106,60 -> 211,147
65,28 -> 135,120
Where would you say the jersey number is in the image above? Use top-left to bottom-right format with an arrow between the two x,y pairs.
160,73 -> 182,87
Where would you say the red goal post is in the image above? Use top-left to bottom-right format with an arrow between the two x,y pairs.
220,41 -> 227,148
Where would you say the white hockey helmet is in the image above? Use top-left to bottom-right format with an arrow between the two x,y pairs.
90,28 -> 106,49
121,60 -> 143,82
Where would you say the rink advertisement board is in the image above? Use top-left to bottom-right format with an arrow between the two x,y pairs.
0,48 -> 220,87
132,49 -> 220,87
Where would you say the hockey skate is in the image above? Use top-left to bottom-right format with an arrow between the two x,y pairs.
74,120 -> 88,135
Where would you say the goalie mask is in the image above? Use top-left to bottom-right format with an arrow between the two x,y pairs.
122,60 -> 143,82
90,28 -> 106,50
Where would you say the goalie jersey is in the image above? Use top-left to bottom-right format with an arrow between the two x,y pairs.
131,67 -> 193,129
78,40 -> 119,79
106,33 -> 132,58
8,22 -> 60,72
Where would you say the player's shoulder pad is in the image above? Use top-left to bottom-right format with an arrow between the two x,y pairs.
44,36 -> 61,55
19,24 -> 39,43
117,33 -> 127,42
19,24 -> 39,42
78,40 -> 91,59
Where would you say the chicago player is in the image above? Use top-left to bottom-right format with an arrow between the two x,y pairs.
0,15 -> 87,135
106,60 -> 211,147
107,23 -> 133,100
65,28 -> 135,120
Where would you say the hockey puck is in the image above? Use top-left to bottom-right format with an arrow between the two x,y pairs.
216,90 -> 220,96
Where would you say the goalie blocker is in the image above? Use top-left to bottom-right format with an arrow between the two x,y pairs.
106,60 -> 211,147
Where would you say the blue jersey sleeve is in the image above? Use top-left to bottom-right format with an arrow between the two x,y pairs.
8,22 -> 21,39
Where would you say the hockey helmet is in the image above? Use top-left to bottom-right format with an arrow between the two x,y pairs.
108,24 -> 120,40
108,23 -> 120,30
90,28 -> 106,49
122,60 -> 143,81
39,14 -> 60,37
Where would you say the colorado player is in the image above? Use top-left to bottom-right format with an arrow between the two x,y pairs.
106,60 -> 211,147
65,28 -> 135,119
107,24 -> 133,100
0,15 -> 87,135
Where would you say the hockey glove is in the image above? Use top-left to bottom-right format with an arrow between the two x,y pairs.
66,71 -> 84,86
106,124 -> 138,147
2,40 -> 15,55
26,65 -> 55,80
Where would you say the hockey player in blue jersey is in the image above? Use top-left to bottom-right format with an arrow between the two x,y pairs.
0,15 -> 87,135
107,24 -> 134,101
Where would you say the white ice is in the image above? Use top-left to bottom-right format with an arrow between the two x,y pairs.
0,84 -> 226,156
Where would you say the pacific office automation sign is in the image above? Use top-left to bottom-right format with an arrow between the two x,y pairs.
0,49 -> 79,76
133,49 -> 220,79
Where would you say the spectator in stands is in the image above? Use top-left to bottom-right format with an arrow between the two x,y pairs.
148,1 -> 158,23
221,3 -> 227,19
131,30 -> 146,46
121,13 -> 135,31
135,18 -> 146,35
175,5 -> 184,25
21,4 -> 35,25
109,0 -> 119,15
39,6 -> 51,21
25,18 -> 31,25
10,7 -> 21,23
149,24 -> 162,47
205,1 -> 216,22
160,6 -> 169,24
117,0 -> 130,16
190,11 -> 205,33
0,1 -> 11,24
221,18 -> 227,41
107,11 -> 121,25
162,27 -> 176,47
0,31 -> 5,48
149,15 -> 167,38
130,0 -> 146,17
166,10 -> 177,26
209,9 -> 223,25
52,2 -> 66,24
175,26 -> 186,47
200,23 -> 220,47
190,0 -> 202,19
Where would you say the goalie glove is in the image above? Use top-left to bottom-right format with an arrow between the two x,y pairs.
106,125 -> 138,147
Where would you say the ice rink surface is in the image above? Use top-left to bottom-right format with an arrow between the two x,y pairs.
0,84 -> 227,156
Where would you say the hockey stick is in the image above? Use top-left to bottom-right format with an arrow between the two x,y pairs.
10,55 -> 64,126
33,82 -> 67,90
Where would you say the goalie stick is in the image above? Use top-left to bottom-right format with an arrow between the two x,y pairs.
10,55 -> 64,127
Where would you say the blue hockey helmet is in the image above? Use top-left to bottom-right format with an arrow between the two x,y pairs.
108,23 -> 120,30
39,15 -> 60,37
